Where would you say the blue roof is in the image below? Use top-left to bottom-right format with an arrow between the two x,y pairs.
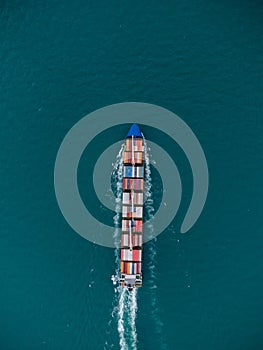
126,123 -> 143,138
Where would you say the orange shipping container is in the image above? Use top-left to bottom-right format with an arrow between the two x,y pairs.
123,178 -> 144,191
120,261 -> 125,273
125,139 -> 143,152
124,151 -> 143,164
126,262 -> 132,274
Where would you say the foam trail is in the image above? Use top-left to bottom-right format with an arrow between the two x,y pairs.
144,139 -> 168,350
117,288 -> 127,350
108,143 -> 138,350
129,288 -> 138,349
144,137 -> 154,236
115,287 -> 138,350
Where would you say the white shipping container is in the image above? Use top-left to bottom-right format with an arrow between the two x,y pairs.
123,192 -> 130,204
123,192 -> 143,205
134,207 -> 143,218
122,220 -> 128,231
122,234 -> 129,246
122,249 -> 133,261
122,206 -> 127,216
136,166 -> 144,178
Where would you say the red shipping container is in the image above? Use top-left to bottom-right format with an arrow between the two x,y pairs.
134,220 -> 142,232
134,262 -> 141,274
121,249 -> 125,260
132,250 -> 142,262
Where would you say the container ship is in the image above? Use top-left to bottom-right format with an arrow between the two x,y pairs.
119,124 -> 144,290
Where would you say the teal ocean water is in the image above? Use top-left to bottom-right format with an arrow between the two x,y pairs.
1,1 -> 263,349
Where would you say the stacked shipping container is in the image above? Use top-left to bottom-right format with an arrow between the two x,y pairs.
120,134 -> 144,288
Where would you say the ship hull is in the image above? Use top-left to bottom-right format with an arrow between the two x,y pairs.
119,125 -> 144,289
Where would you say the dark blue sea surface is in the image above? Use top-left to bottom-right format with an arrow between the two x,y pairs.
0,1 -> 263,349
